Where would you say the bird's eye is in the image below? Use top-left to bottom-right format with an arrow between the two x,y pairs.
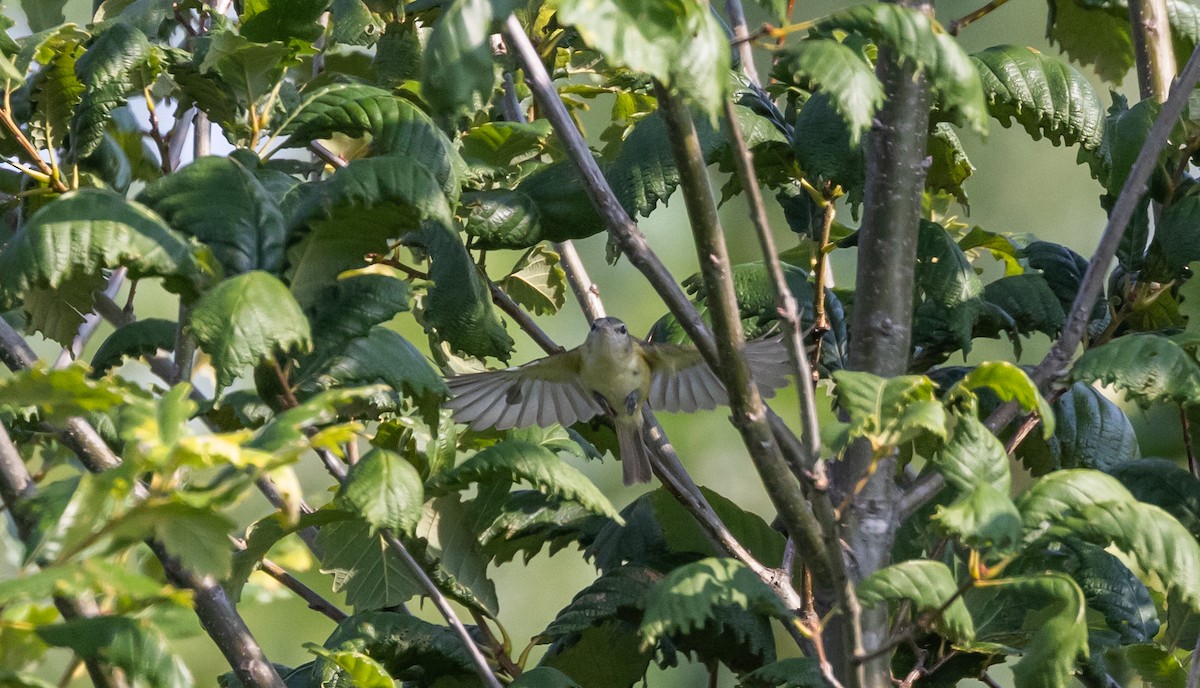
617,325 -> 627,334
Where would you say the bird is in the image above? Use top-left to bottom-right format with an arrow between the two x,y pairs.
444,317 -> 792,485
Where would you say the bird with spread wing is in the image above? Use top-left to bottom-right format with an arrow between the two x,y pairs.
445,317 -> 792,485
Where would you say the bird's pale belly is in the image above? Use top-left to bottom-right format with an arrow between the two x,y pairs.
580,351 -> 649,414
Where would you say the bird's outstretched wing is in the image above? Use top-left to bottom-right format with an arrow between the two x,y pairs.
642,336 -> 791,413
445,350 -> 605,431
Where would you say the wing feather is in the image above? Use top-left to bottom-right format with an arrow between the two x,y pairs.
446,350 -> 602,430
644,336 -> 790,413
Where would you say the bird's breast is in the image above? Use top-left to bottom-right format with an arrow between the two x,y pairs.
580,346 -> 650,414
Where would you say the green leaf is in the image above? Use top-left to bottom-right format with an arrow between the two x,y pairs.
539,565 -> 658,641
1069,334 -> 1200,407
429,440 -> 620,521
288,155 -> 453,309
557,0 -> 731,114
0,365 -> 132,423
480,490 -> 606,565
414,494 -> 499,616
772,38 -> 882,143
70,23 -> 154,157
934,482 -> 1022,553
638,558 -> 789,649
188,271 -> 312,392
422,0 -> 494,116
90,318 -> 178,376
304,268 -> 412,367
1015,382 -> 1140,476
970,45 -> 1104,151
914,220 -> 983,354
318,517 -> 423,610
979,274 -> 1066,340
1000,574 -> 1089,688
21,0 -> 69,33
1110,458 -> 1200,538
227,509 -> 351,600
317,611 -> 475,685
1021,538 -> 1160,644
816,3 -> 987,133
136,156 -> 286,276
929,412 -> 1011,494
789,91 -> 863,198
247,386 -> 388,453
22,272 -> 107,346
1017,469 -> 1136,535
196,28 -> 290,110
858,560 -> 975,642
1046,0 -> 1135,83
738,658 -> 825,688
29,29 -> 85,152
588,487 -> 785,571
926,123 -> 975,205
0,188 -> 217,300
279,83 -> 460,195
106,499 -> 236,578
403,222 -> 514,361
1144,195 -> 1200,282
305,646 -> 393,688
240,0 -> 332,45
949,361 -> 1055,437
460,120 -> 554,173
339,448 -> 424,535
831,371 -> 947,449
37,617 -> 191,688
298,326 -> 447,424
501,246 -> 566,316
540,623 -> 651,688
1126,644 -> 1189,688
511,667 -> 582,688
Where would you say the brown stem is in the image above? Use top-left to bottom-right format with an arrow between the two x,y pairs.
471,611 -> 523,679
1129,0 -> 1177,103
725,0 -> 761,85
487,279 -> 564,354
0,91 -> 68,193
947,0 -> 1011,35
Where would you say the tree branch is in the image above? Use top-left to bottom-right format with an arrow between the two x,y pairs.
1129,0 -> 1177,102
902,42 -> 1200,519
726,0 -> 761,85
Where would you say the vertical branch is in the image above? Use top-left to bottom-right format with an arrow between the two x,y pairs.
1130,0 -> 1177,102
726,0 -> 761,85
654,84 -> 832,583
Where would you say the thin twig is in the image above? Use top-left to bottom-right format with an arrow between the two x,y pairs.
259,558 -> 347,623
903,42 -> 1200,518
487,280 -> 564,354
947,0 -> 1011,35
1187,630 -> 1200,688
725,0 -> 761,85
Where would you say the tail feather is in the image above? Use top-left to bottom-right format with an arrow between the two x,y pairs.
617,421 -> 654,485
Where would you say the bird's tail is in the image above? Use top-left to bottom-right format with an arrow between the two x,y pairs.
617,420 -> 654,485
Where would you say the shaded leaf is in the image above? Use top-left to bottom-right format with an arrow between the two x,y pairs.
1070,334 -> 1200,407
858,560 -> 975,642
339,448 -> 425,534
772,38 -> 882,143
90,318 -> 177,376
501,246 -> 566,316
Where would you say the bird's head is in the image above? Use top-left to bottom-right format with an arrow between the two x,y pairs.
586,317 -> 634,350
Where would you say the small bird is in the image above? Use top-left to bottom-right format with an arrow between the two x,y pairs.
445,317 -> 791,485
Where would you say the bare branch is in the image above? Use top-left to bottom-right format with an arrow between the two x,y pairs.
1129,0 -> 1177,102
1188,630 -> 1200,688
725,0 -> 761,85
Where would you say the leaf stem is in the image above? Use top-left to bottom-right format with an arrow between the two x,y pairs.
0,89 -> 68,193
947,0 -> 1011,35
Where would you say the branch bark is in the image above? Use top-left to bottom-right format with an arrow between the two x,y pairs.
1129,0 -> 1177,102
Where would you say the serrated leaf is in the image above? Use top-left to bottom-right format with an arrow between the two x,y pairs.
196,28 -> 290,110
816,3 -> 987,133
339,448 -> 424,534
137,156 -> 286,276
288,155 -> 453,309
501,246 -> 566,316
915,220 -> 983,353
1110,458 -> 1200,538
37,616 -> 192,688
306,646 -> 392,688
738,658 -> 824,688
21,0 -> 69,33
0,188 -> 216,300
540,623 -> 651,688
1069,334 -> 1200,407
480,490 -> 606,565
930,412 -> 1012,493
240,0 -> 332,45
189,271 -> 312,392
772,38 -> 882,143
22,271 -> 107,346
949,361 -> 1055,437
539,565 -> 659,642
980,273 -> 1066,340
0,365 -> 132,423
1145,195 -> 1200,282
298,326 -> 447,424
90,318 -> 177,376
1125,644 -> 1188,688
638,558 -> 789,650
414,494 -> 498,616
971,45 -> 1104,151
1015,382 -> 1140,476
1017,469 -> 1136,535
858,560 -> 975,642
558,0 -> 731,113
279,83 -> 460,194
70,22 -> 154,157
305,268 -> 412,367
460,120 -> 554,173
999,574 -> 1088,688
422,0 -> 494,116
317,611 -> 475,685
429,440 -> 620,520
29,30 -> 85,152
934,482 -> 1022,553
105,499 -> 236,578
318,517 -> 423,610
831,371 -> 947,449
227,509 -> 351,601
926,123 -> 975,204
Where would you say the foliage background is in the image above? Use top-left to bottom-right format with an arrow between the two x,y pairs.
0,0 -> 1174,686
